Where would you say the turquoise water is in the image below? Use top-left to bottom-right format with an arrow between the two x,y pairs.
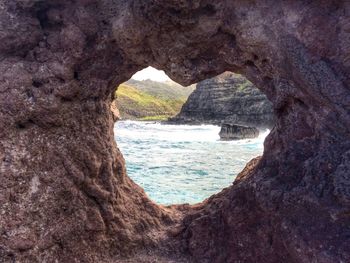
114,121 -> 268,205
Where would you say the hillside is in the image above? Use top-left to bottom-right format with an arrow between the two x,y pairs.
126,79 -> 195,100
115,81 -> 194,120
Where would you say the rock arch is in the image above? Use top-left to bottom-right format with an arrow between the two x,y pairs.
0,0 -> 349,262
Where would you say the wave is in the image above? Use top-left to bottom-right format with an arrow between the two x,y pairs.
114,120 -> 268,205
115,120 -> 269,144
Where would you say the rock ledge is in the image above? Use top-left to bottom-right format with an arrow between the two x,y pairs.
219,124 -> 259,140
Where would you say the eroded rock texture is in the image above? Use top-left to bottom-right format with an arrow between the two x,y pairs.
170,72 -> 274,128
219,124 -> 259,140
0,0 -> 349,262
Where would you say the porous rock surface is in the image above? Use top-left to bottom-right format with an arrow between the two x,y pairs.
219,124 -> 259,140
0,1 -> 349,262
171,72 -> 274,128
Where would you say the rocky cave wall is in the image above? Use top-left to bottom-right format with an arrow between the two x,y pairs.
0,0 -> 349,262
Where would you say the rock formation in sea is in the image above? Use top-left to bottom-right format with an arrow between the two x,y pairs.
171,72 -> 274,128
0,1 -> 349,262
219,124 -> 259,140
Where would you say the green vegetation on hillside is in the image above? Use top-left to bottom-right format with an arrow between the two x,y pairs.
126,79 -> 195,100
139,115 -> 170,121
115,82 -> 192,120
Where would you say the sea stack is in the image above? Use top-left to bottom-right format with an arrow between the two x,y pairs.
219,124 -> 259,140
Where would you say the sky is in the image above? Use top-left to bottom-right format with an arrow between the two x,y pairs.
132,66 -> 171,82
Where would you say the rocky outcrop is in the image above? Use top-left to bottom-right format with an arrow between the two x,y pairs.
219,124 -> 259,140
171,72 -> 274,128
0,1 -> 349,262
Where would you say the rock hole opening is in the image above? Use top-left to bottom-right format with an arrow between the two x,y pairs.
112,67 -> 273,205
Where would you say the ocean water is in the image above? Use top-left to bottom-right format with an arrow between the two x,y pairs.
114,121 -> 268,205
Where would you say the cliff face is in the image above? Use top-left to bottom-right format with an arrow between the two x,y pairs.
1,1 -> 349,262
172,73 -> 274,128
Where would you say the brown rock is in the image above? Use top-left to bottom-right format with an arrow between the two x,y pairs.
111,100 -> 121,122
0,1 -> 349,262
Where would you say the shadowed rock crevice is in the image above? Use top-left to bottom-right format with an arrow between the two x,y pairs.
0,0 -> 349,262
